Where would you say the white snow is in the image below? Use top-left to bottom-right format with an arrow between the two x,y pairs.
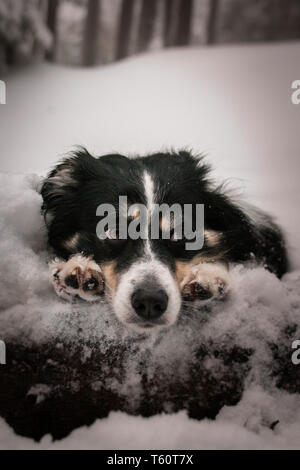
1,404 -> 300,451
0,41 -> 300,449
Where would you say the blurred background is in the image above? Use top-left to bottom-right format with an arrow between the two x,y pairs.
1,0 -> 300,70
0,1 -> 299,266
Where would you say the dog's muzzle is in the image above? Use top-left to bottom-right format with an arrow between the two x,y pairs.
112,259 -> 181,331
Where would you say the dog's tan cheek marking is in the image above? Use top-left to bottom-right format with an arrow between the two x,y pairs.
176,261 -> 189,286
204,230 -> 221,247
130,207 -> 140,219
101,261 -> 119,294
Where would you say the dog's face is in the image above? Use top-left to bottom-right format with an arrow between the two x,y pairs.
68,151 -> 224,331
43,149 -> 287,331
43,150 -> 233,332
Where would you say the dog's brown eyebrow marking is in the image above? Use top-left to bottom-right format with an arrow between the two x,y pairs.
130,207 -> 140,219
204,230 -> 221,247
160,214 -> 175,232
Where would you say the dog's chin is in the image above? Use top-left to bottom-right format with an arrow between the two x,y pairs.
126,321 -> 172,334
114,311 -> 177,333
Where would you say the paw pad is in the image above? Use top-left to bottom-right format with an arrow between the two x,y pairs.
50,256 -> 105,302
181,264 -> 230,302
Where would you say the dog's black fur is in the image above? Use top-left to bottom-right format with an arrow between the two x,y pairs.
41,149 -> 288,279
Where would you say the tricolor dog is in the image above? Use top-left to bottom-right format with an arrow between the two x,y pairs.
41,150 -> 288,332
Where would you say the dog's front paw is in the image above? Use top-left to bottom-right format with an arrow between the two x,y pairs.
50,255 -> 105,302
181,263 -> 230,302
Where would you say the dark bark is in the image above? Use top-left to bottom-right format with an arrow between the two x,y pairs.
218,0 -> 300,45
137,0 -> 158,53
0,341 -> 249,441
82,0 -> 101,67
46,0 -> 59,60
164,0 -> 176,47
174,0 -> 194,46
116,0 -> 135,61
206,0 -> 219,45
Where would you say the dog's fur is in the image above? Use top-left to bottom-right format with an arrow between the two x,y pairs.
41,149 -> 288,331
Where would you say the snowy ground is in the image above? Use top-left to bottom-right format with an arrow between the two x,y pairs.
0,42 -> 300,449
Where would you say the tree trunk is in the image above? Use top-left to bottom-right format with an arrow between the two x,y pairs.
82,0 -> 101,67
46,0 -> 59,60
116,0 -> 135,61
206,0 -> 219,45
174,0 -> 193,46
164,0 -> 176,47
137,0 -> 158,53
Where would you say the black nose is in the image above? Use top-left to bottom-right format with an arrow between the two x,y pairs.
131,288 -> 169,320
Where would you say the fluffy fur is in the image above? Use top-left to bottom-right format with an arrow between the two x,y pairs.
41,149 -> 288,331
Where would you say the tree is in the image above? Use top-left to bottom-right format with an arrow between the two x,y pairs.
82,0 -> 101,66
137,0 -> 158,53
206,0 -> 219,45
174,0 -> 193,46
46,0 -> 59,60
164,0 -> 176,47
0,0 -> 52,69
116,0 -> 135,61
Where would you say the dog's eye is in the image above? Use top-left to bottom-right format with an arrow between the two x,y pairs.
105,228 -> 119,240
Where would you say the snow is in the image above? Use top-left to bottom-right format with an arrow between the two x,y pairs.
0,42 -> 300,449
0,0 -> 51,69
1,405 -> 300,451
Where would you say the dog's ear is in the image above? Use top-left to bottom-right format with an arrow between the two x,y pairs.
41,148 -> 130,214
202,188 -> 289,278
41,148 -> 93,223
40,149 -> 133,258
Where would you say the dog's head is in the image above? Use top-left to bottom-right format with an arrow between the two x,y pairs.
43,150 -> 233,332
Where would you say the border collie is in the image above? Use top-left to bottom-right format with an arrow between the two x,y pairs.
41,149 -> 288,331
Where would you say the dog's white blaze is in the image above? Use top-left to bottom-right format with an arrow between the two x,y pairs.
143,171 -> 155,216
112,171 -> 181,331
143,171 -> 156,260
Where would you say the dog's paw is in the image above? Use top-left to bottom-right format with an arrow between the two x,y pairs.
50,255 -> 105,302
180,263 -> 230,302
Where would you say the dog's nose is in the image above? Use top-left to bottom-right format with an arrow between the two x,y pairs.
131,288 -> 168,320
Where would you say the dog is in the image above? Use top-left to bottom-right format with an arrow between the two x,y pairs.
41,149 -> 288,332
